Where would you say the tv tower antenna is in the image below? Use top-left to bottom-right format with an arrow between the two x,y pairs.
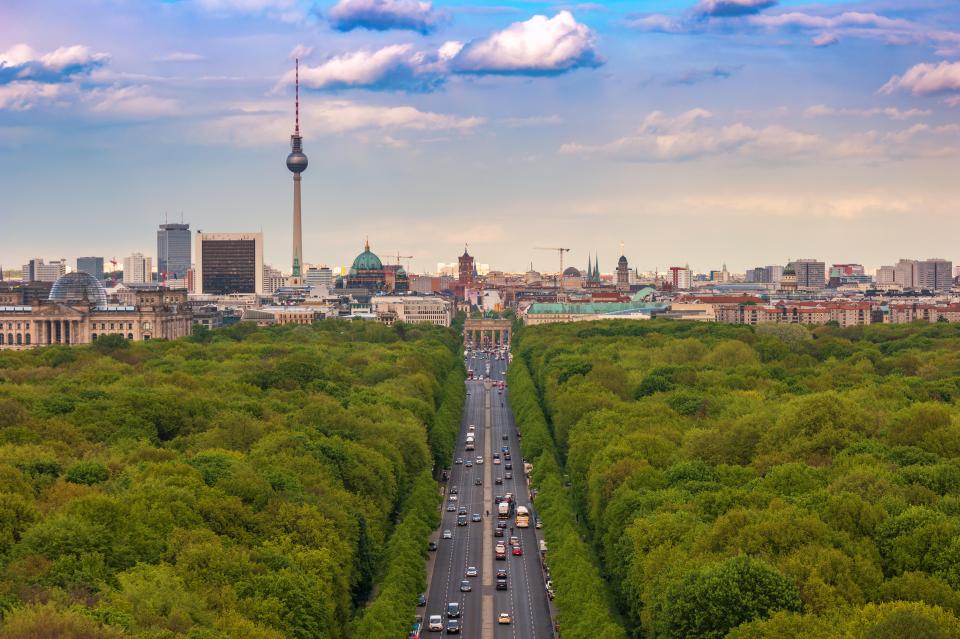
286,57 -> 308,280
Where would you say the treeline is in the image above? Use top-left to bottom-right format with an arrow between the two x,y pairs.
0,320 -> 459,638
517,319 -> 960,638
507,359 -> 627,639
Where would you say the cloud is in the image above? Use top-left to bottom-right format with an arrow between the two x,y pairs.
191,0 -> 302,19
0,43 -> 108,84
812,33 -> 838,47
87,85 -> 180,118
664,65 -> 737,86
559,108 -> 960,162
880,60 -> 960,96
208,98 -> 483,145
804,105 -> 931,120
154,51 -> 204,62
0,81 -> 66,111
626,14 -> 686,33
328,0 -> 444,34
289,44 -> 313,60
450,11 -> 602,75
695,0 -> 776,18
284,44 -> 445,92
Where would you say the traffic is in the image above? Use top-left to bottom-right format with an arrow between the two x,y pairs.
420,342 -> 554,638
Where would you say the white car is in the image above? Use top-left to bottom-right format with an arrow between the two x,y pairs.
442,530 -> 453,539
476,457 -> 484,464
449,494 -> 458,501
429,615 -> 444,631
493,458 -> 501,465
466,566 -> 478,577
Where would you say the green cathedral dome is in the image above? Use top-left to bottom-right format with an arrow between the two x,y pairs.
350,240 -> 383,273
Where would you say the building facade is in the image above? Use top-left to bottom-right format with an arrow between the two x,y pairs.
917,259 -> 953,291
793,259 -> 826,289
77,257 -> 105,281
194,232 -> 264,295
305,266 -> 333,288
22,259 -> 67,283
157,223 -> 191,280
123,253 -> 152,284
0,273 -> 192,350
372,296 -> 453,326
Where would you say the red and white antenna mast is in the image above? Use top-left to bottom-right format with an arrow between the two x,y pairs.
295,58 -> 300,135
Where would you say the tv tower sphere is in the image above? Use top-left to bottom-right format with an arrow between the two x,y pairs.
287,59 -> 308,174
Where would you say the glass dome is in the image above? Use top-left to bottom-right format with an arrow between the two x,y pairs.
49,272 -> 108,306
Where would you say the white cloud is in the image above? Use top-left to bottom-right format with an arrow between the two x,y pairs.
154,51 -> 205,62
881,60 -> 960,96
626,14 -> 685,33
0,81 -> 66,110
209,99 -> 483,146
560,108 -> 960,162
804,105 -> 931,120
87,86 -> 180,118
0,43 -> 108,83
451,11 -> 602,74
695,0 -> 776,18
285,44 -> 444,92
328,0 -> 443,34
812,33 -> 838,47
289,44 -> 313,61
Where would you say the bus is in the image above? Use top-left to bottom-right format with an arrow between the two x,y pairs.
515,506 -> 530,528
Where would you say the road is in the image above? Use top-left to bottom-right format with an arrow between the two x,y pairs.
424,348 -> 553,638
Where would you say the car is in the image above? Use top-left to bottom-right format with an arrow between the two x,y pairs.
418,593 -> 427,607
446,618 -> 461,634
428,541 -> 438,551
535,518 -> 542,529
501,446 -> 509,453
466,566 -> 478,577
448,494 -> 458,502
495,477 -> 503,485
504,453 -> 511,460
494,495 -> 504,503
449,486 -> 458,495
502,433 -> 508,440
496,577 -> 508,590
474,477 -> 482,486
494,527 -> 504,537
465,461 -> 472,468
447,602 -> 461,618
498,612 -> 512,625
497,521 -> 508,529
512,546 -> 523,556
504,472 -> 512,480
505,463 -> 512,470
458,507 -> 467,515
460,580 -> 472,592
457,515 -> 467,526
509,536 -> 519,546
429,614 -> 443,631
446,505 -> 456,512
455,458 -> 463,465
471,513 -> 481,522
493,458 -> 501,465
496,568 -> 508,578
475,457 -> 484,464
442,529 -> 452,539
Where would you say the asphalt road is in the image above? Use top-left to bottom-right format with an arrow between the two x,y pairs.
424,349 -> 553,638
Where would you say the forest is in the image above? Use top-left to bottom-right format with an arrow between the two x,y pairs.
515,319 -> 960,639
0,320 -> 463,638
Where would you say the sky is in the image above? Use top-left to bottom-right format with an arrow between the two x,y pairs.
1,0 -> 960,275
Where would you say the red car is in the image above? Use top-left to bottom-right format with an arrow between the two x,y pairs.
512,546 -> 523,556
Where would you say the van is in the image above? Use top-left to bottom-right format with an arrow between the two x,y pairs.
429,615 -> 443,631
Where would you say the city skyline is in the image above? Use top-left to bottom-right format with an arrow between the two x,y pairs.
2,0 -> 960,272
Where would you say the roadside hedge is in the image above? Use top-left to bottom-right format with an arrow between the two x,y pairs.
428,364 -> 466,469
507,358 -> 627,639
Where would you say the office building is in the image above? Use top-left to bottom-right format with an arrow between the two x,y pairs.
22,259 -> 67,283
305,266 -> 333,289
793,259 -> 826,289
157,223 -> 191,281
670,266 -> 692,290
917,258 -> 953,291
263,265 -> 286,295
76,257 -> 104,281
876,265 -> 896,285
123,253 -> 152,284
372,296 -> 453,327
194,232 -> 264,295
894,259 -> 919,288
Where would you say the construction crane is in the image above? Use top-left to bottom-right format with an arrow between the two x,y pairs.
109,257 -> 118,285
534,247 -> 571,297
391,251 -> 414,273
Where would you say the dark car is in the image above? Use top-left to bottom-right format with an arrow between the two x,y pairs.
495,477 -> 503,485
418,593 -> 427,606
494,527 -> 504,537
428,541 -> 438,551
450,486 -> 458,495
460,580 -> 472,592
502,433 -> 508,440
457,515 -> 467,526
446,618 -> 461,634
504,472 -> 512,480
474,477 -> 482,486
496,568 -> 508,578
496,577 -> 508,590
447,602 -> 461,618
505,463 -> 512,470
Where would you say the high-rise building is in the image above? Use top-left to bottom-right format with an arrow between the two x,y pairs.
793,259 -> 826,289
286,59 -> 308,284
194,232 -> 264,295
305,266 -> 333,288
670,266 -> 692,290
263,265 -> 286,295
123,253 -> 152,284
894,259 -> 919,288
76,257 -> 104,281
22,258 -> 67,283
917,258 -> 953,291
157,223 -> 191,281
876,265 -> 896,285
616,253 -> 629,291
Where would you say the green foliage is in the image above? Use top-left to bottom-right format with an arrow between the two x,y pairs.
516,319 -> 960,639
0,320 -> 461,638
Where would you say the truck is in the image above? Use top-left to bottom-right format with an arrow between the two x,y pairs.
515,506 -> 530,528
497,501 -> 511,519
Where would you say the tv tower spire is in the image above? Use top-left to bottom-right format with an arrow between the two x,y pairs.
286,58 -> 308,280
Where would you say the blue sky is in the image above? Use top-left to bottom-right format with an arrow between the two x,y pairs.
2,0 -> 959,275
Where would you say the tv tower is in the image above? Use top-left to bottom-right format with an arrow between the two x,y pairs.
286,58 -> 308,282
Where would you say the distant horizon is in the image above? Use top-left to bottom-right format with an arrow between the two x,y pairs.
3,0 -> 959,273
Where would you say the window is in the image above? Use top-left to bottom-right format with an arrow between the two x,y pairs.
110,323 -> 115,330
92,333 -> 97,340
0,334 -> 4,345
15,334 -> 22,345
24,334 -> 30,345
127,333 -> 134,339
